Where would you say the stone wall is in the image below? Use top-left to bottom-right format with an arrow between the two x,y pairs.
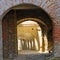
0,0 -> 60,60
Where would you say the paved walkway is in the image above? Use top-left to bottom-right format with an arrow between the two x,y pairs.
15,54 -> 46,60
4,50 -> 51,60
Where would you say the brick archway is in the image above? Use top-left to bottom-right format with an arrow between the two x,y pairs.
2,4 -> 54,59
0,0 -> 60,60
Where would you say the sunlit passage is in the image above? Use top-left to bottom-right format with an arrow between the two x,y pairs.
17,20 -> 49,54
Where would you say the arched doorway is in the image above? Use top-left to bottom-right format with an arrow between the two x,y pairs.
2,4 -> 53,59
17,19 -> 49,54
17,19 -> 48,54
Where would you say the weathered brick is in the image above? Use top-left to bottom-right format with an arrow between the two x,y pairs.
0,0 -> 60,60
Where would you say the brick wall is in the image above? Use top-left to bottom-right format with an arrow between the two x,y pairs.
0,0 -> 60,59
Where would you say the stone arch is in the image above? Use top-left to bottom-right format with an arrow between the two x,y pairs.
1,3 -> 52,58
0,0 -> 56,20
17,18 -> 50,53
1,3 -> 53,30
0,0 -> 60,60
